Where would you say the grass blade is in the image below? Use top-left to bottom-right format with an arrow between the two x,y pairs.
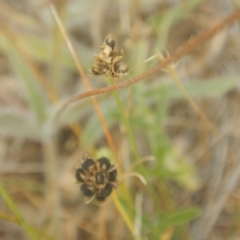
0,109 -> 41,140
1,35 -> 48,124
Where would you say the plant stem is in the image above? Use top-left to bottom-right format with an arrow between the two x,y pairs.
56,8 -> 240,110
108,77 -> 140,160
0,182 -> 37,239
42,136 -> 60,239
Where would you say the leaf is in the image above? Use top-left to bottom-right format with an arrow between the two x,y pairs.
0,34 -> 48,124
81,108 -> 116,147
50,91 -> 118,147
158,208 -> 201,234
163,149 -> 201,191
0,182 -> 38,239
18,34 -> 93,70
149,0 -> 201,41
0,109 -> 41,140
52,99 -> 94,127
146,77 -> 239,103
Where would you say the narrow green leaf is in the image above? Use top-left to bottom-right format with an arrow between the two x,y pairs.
1,35 -> 47,124
146,77 -> 239,103
0,109 -> 41,140
81,109 -> 116,147
0,182 -> 38,239
158,208 -> 201,234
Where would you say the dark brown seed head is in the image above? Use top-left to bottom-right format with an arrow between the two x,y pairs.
97,157 -> 111,170
81,158 -> 95,171
113,62 -> 120,73
112,53 -> 123,65
95,196 -> 106,203
96,182 -> 113,200
77,155 -> 118,204
75,168 -> 85,183
108,169 -> 117,182
95,172 -> 105,185
81,183 -> 95,197
98,62 -> 110,73
90,34 -> 128,79
104,35 -> 115,50
99,44 -> 113,59
90,67 -> 101,75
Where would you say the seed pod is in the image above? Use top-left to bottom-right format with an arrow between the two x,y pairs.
99,183 -> 113,197
75,168 -> 86,183
81,158 -> 95,172
91,62 -> 110,76
113,63 -> 120,73
76,155 -> 119,204
90,67 -> 101,75
95,172 -> 105,188
104,35 -> 115,50
81,183 -> 95,197
96,183 -> 113,203
108,169 -> 117,182
99,44 -> 113,59
97,157 -> 111,171
112,52 -> 123,65
95,196 -> 105,203
89,34 -> 128,79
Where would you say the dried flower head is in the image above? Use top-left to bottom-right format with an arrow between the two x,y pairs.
90,34 -> 128,79
75,154 -> 118,204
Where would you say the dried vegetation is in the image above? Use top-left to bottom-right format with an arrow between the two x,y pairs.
0,0 -> 240,240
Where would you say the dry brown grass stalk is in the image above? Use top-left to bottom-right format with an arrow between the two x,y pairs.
57,8 -> 240,115
51,5 -> 120,167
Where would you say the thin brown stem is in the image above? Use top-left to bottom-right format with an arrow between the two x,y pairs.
57,8 -> 240,114
51,5 -> 119,165
1,22 -> 82,139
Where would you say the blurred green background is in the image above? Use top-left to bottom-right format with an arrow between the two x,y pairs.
0,0 -> 240,239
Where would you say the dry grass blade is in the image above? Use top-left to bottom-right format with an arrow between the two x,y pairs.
157,51 -> 215,128
0,21 -> 81,138
0,23 -> 58,104
50,4 -> 135,237
191,155 -> 240,240
50,4 -> 119,164
156,51 -> 224,143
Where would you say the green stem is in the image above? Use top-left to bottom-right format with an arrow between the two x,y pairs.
0,182 -> 38,239
108,77 -> 140,160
